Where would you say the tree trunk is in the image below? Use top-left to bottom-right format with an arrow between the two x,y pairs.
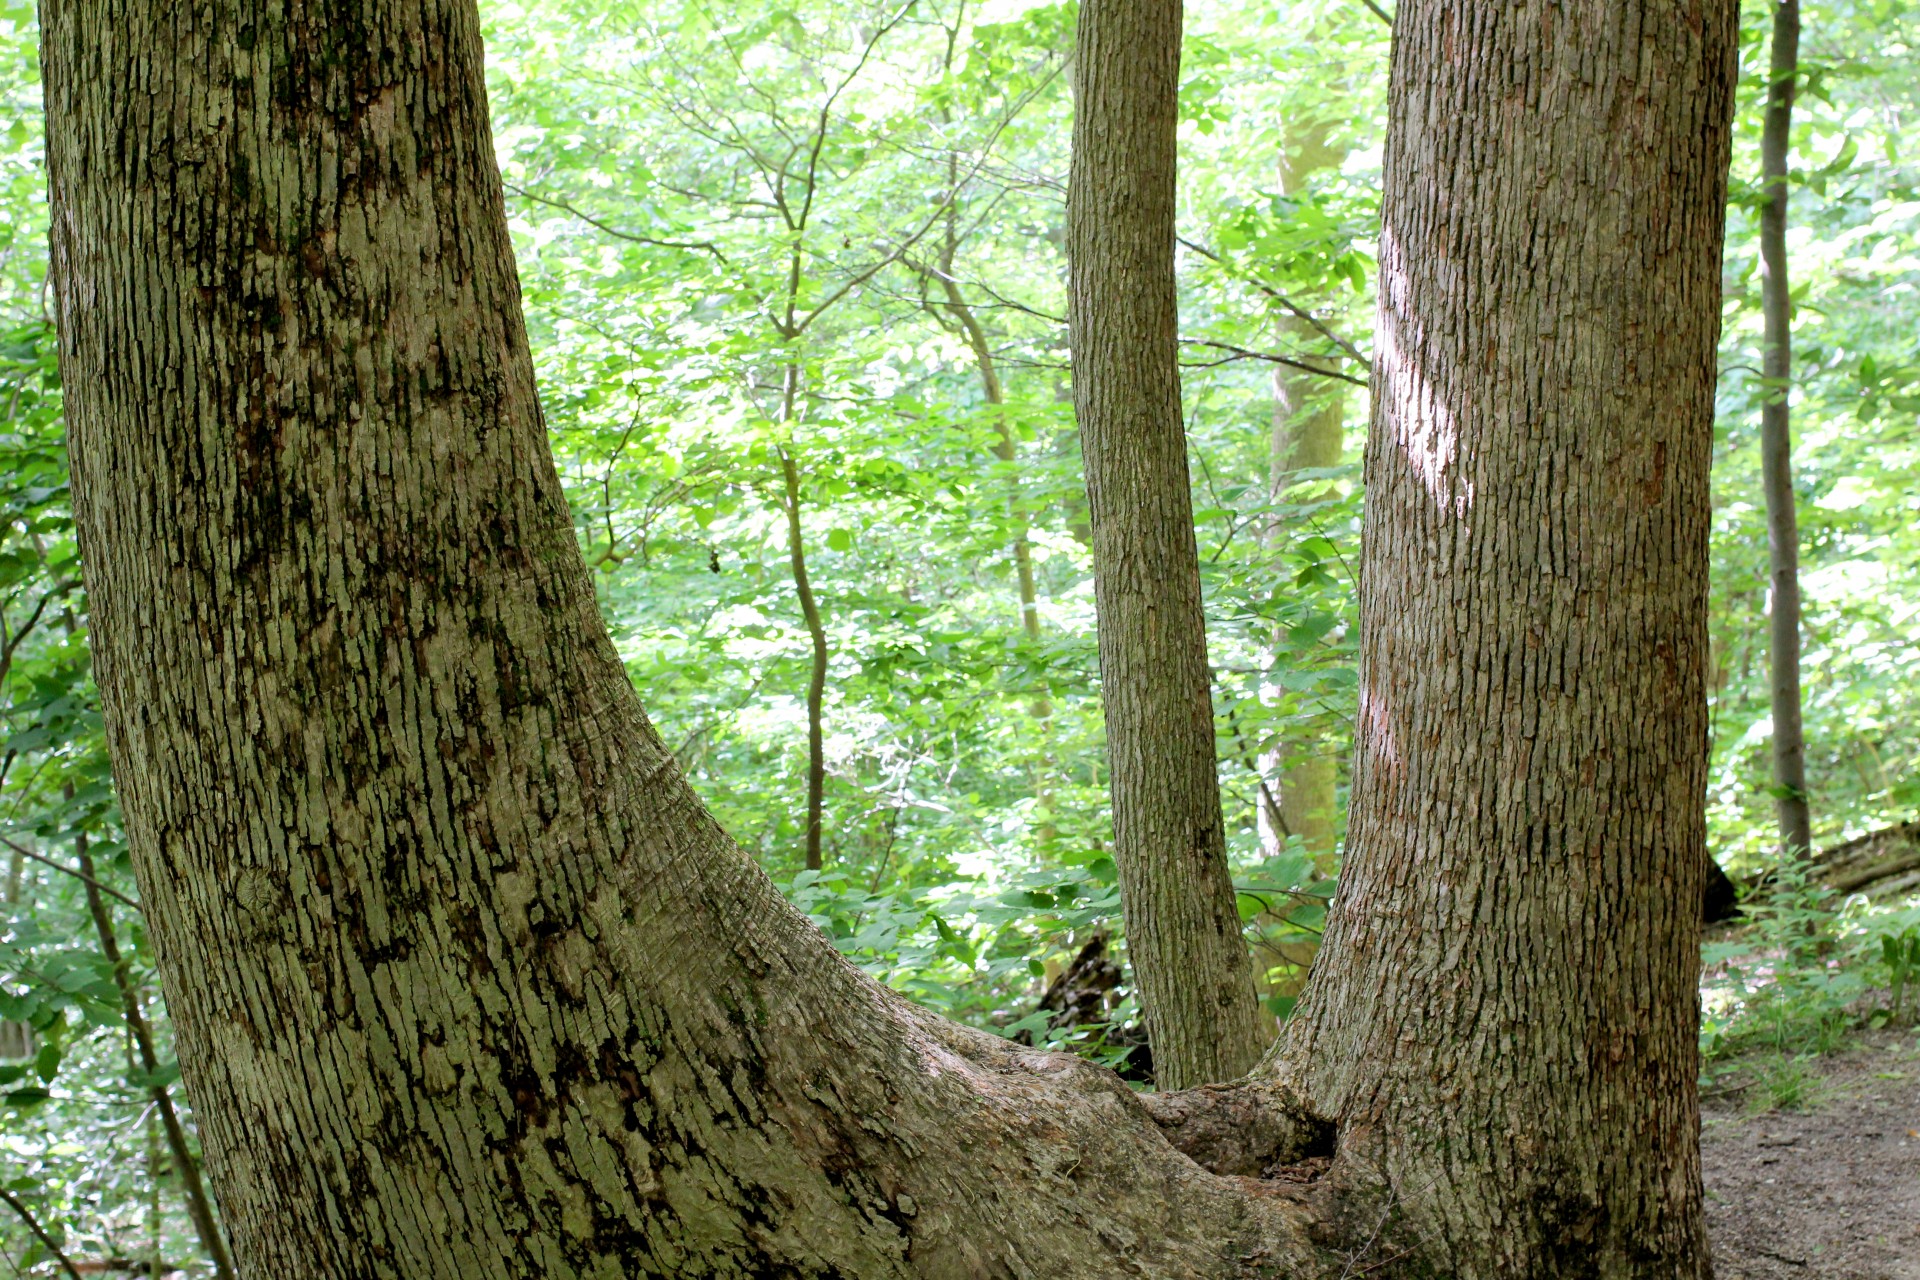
42,0 -> 1736,1274
42,2 -> 1332,1274
1066,0 -> 1272,1089
1258,118 -> 1350,872
1759,0 -> 1812,856
1274,0 -> 1737,1271
776,360 -> 830,872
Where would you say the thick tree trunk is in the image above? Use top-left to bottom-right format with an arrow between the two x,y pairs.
1066,0 -> 1273,1091
41,2 -> 1334,1275
1274,0 -> 1737,1272
1759,0 -> 1812,856
43,0 -> 1736,1275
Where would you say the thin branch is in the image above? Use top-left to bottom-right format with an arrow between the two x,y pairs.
1360,0 -> 1395,26
0,1186 -> 84,1280
73,830 -> 233,1280
1181,339 -> 1370,387
1179,236 -> 1371,366
797,0 -> 921,228
0,837 -> 141,912
502,184 -> 730,262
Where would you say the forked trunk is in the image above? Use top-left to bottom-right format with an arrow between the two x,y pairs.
43,0 -> 1735,1275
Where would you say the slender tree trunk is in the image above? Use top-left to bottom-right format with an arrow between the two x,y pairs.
1258,119 -> 1348,871
939,278 -> 1045,650
1067,0 -> 1271,1088
73,831 -> 234,1280
1760,0 -> 1812,856
1273,0 -> 1737,1271
932,273 -> 1056,840
776,361 -> 829,871
42,0 -> 1736,1274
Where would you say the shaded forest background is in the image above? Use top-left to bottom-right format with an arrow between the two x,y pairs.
0,0 -> 1914,1270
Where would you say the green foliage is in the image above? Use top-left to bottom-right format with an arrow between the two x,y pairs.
1879,926 -> 1919,1021
1702,859 -> 1862,1061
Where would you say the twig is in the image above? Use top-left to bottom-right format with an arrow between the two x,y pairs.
1181,339 -> 1371,387
501,183 -> 729,262
0,1185 -> 84,1280
1179,236 -> 1371,366
0,837 -> 141,912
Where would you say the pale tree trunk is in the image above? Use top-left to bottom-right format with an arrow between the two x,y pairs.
43,0 -> 1734,1275
1067,0 -> 1272,1088
1274,0 -> 1736,1271
1759,0 -> 1812,856
1257,118 -> 1349,871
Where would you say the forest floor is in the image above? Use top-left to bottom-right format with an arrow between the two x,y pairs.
1703,1026 -> 1920,1278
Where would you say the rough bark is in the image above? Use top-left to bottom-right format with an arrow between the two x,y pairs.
42,0 -> 1737,1274
1066,0 -> 1273,1090
1274,0 -> 1737,1272
41,1 -> 1339,1275
1759,0 -> 1813,857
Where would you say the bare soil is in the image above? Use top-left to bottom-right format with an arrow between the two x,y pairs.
1704,1028 -> 1920,1278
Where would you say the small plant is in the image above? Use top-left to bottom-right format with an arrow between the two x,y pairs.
1699,853 -> 1868,1061
1881,927 -> 1919,1022
1748,1052 -> 1820,1113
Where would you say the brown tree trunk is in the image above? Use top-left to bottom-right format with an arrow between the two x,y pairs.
1759,0 -> 1812,856
1066,0 -> 1272,1089
42,0 -> 1735,1274
1274,0 -> 1737,1271
776,359 -> 829,872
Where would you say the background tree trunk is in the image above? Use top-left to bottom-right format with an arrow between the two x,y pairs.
1066,0 -> 1272,1090
1760,0 -> 1813,856
1271,0 -> 1738,1272
1258,118 -> 1349,872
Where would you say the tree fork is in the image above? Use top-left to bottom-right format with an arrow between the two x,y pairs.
43,0 -> 1735,1274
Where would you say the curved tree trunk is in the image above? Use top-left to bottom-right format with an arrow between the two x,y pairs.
41,1 -> 1331,1274
1273,0 -> 1737,1271
1066,0 -> 1273,1090
42,0 -> 1735,1275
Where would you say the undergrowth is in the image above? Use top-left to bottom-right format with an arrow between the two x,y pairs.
1700,853 -> 1920,1109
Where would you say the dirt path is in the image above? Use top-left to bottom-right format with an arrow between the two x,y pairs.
1704,1029 -> 1920,1278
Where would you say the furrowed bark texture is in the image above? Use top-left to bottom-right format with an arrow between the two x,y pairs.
1274,1 -> 1737,1273
1066,0 -> 1272,1090
43,0 -> 1341,1275
1759,0 -> 1812,856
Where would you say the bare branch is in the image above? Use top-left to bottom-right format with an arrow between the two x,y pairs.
1181,339 -> 1370,387
502,184 -> 730,263
1179,236 -> 1370,366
